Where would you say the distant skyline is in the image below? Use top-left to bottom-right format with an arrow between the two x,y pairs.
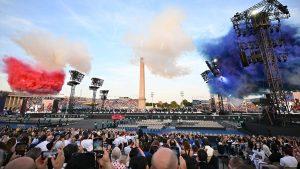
0,0 -> 299,102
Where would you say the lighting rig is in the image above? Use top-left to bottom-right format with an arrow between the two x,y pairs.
100,90 -> 109,109
89,78 -> 104,113
67,70 -> 84,114
231,0 -> 290,125
201,59 -> 223,113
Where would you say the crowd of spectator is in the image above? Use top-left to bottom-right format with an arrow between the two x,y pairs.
0,125 -> 299,169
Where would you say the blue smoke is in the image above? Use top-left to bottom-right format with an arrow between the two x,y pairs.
197,24 -> 300,98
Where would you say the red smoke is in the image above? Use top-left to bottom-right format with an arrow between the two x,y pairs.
3,57 -> 65,94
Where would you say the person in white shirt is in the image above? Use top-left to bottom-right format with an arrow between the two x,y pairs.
251,142 -> 266,169
35,135 -> 53,152
81,132 -> 93,152
113,132 -> 127,147
203,139 -> 214,163
124,139 -> 133,155
262,140 -> 272,157
280,146 -> 298,168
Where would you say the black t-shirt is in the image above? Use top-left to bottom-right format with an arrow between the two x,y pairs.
268,152 -> 283,163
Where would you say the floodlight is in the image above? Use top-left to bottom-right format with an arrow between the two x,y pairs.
250,9 -> 259,16
67,70 -> 85,86
89,78 -> 104,112
67,70 -> 85,113
90,78 -> 104,88
100,90 -> 109,108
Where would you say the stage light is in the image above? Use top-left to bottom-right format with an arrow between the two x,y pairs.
201,70 -> 210,83
250,9 -> 259,16
213,59 -> 218,63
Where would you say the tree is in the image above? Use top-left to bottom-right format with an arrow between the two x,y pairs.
181,99 -> 193,107
156,101 -> 163,108
162,102 -> 169,108
170,101 -> 179,109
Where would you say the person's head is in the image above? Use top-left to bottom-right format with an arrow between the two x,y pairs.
64,144 -> 79,163
25,147 -> 42,160
232,164 -> 253,169
128,139 -> 133,146
228,157 -> 244,169
129,147 -> 139,158
142,142 -> 150,152
6,137 -> 16,152
283,145 -> 293,156
271,144 -> 279,153
169,139 -> 176,147
198,149 -> 207,162
4,157 -> 35,169
203,139 -> 210,146
151,147 -> 178,169
183,140 -> 191,151
0,142 -> 9,152
111,147 -> 121,161
192,145 -> 199,154
65,152 -> 95,169
129,156 -> 148,169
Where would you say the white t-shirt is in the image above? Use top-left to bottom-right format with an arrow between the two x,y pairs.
113,136 -> 127,146
31,138 -> 39,145
54,140 -> 64,149
280,156 -> 298,168
64,139 -> 71,147
81,139 -> 93,152
205,145 -> 214,157
35,141 -> 50,152
262,144 -> 272,157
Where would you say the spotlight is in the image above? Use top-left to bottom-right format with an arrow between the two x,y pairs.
250,9 -> 259,16
201,70 -> 210,83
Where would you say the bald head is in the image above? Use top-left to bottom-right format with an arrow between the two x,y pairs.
151,147 -> 178,169
5,157 -> 35,169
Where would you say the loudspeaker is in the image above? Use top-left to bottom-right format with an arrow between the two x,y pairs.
20,98 -> 28,117
240,51 -> 249,67
0,92 -> 9,114
52,99 -> 60,114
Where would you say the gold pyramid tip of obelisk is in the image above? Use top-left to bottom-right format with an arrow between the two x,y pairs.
138,57 -> 146,109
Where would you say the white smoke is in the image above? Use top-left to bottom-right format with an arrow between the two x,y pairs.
126,8 -> 195,78
13,30 -> 91,73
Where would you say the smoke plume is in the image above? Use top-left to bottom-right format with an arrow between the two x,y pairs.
13,30 -> 91,73
3,57 -> 65,94
126,8 -> 195,78
198,24 -> 300,98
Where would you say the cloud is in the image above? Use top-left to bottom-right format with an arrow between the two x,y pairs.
125,8 -> 195,78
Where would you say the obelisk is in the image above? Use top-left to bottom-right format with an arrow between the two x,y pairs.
138,57 -> 146,109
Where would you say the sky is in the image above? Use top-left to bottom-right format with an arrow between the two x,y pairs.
0,0 -> 299,102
